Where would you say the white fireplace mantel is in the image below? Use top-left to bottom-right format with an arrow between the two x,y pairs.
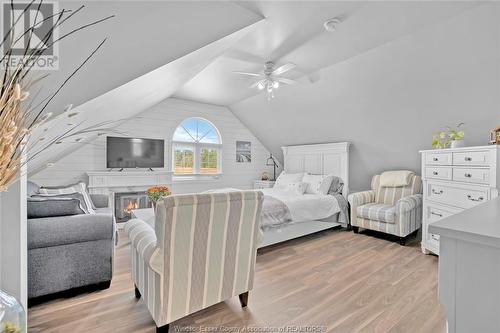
87,170 -> 173,194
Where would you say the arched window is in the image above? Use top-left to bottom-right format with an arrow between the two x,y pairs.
172,118 -> 222,175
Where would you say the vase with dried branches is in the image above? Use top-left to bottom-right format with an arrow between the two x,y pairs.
0,0 -> 116,193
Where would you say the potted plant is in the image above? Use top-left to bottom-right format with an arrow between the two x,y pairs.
147,186 -> 172,209
432,123 -> 465,149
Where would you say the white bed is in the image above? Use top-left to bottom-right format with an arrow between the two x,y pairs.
258,142 -> 350,248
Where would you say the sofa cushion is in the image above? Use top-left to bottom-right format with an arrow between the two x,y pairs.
357,203 -> 396,223
28,213 -> 114,249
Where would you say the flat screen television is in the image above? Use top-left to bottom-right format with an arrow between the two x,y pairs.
106,136 -> 165,169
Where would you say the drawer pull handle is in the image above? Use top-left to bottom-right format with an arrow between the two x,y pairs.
432,189 -> 444,195
431,234 -> 440,241
465,157 -> 472,161
433,171 -> 438,176
467,195 -> 484,202
464,173 -> 472,178
430,211 -> 443,217
433,157 -> 439,162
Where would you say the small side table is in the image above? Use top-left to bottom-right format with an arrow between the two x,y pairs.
253,180 -> 275,189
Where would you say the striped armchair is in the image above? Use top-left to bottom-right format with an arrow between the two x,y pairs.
348,173 -> 423,245
125,191 -> 264,333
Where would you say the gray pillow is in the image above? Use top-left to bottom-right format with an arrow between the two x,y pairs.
328,176 -> 344,195
32,192 -> 90,214
27,181 -> 40,197
27,197 -> 85,219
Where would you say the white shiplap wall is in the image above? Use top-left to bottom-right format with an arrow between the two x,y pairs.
31,98 -> 275,193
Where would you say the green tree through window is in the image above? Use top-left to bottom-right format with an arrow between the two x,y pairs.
172,118 -> 221,175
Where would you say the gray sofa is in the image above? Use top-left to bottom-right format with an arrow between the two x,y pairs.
27,182 -> 116,300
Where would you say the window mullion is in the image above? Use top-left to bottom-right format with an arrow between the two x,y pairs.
194,144 -> 200,174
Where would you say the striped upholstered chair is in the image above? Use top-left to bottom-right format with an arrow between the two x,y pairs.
348,172 -> 422,245
125,191 -> 264,333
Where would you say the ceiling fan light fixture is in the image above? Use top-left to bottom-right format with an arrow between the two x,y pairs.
273,81 -> 280,89
324,18 -> 341,32
257,81 -> 265,90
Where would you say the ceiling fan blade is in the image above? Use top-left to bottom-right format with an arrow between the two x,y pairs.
233,71 -> 262,77
276,77 -> 299,85
250,79 -> 266,89
272,63 -> 296,76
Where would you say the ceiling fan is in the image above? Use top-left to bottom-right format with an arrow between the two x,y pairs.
233,61 -> 299,100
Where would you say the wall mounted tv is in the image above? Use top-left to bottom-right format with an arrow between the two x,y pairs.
106,136 -> 165,169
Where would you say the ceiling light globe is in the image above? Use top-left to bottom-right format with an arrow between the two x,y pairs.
273,81 -> 280,89
257,82 -> 265,90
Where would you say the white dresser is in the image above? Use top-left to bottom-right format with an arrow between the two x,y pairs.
420,145 -> 500,255
253,180 -> 275,189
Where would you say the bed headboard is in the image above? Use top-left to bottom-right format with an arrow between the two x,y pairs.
281,142 -> 350,198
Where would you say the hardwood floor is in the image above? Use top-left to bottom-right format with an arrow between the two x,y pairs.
28,229 -> 446,333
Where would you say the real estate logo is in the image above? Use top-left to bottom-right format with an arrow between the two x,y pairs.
1,1 -> 59,70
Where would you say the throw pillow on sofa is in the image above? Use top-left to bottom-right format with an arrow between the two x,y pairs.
32,192 -> 91,214
39,182 -> 95,214
27,197 -> 86,219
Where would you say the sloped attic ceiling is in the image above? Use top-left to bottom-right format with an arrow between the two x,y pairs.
28,1 -> 263,174
230,2 -> 500,190
40,0 -> 262,116
174,1 -> 479,105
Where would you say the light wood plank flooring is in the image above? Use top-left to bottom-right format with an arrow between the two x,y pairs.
28,229 -> 446,333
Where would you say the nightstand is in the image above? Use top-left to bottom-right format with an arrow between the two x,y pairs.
253,180 -> 275,189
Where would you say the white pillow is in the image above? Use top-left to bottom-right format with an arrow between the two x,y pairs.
302,174 -> 334,195
39,182 -> 96,214
281,182 -> 307,195
274,172 -> 304,190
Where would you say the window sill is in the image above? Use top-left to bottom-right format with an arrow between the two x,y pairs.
172,174 -> 222,183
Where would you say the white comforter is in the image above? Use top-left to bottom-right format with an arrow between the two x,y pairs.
260,188 -> 340,223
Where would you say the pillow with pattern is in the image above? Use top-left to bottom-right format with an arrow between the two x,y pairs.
281,182 -> 307,195
39,182 -> 95,214
274,172 -> 304,190
303,174 -> 334,195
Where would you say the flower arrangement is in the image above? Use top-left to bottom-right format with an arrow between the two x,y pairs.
0,2 -> 114,192
147,186 -> 172,206
432,123 -> 465,149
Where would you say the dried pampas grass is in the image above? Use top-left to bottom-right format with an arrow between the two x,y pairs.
0,0 -> 114,192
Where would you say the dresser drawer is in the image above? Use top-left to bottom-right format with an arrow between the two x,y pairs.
426,167 -> 452,181
453,151 -> 490,166
425,152 -> 452,166
452,167 -> 490,185
426,182 -> 489,209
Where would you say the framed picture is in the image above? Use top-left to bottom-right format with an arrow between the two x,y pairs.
236,141 -> 251,163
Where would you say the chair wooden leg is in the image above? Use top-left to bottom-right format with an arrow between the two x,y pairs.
239,291 -> 249,307
156,324 -> 169,333
352,226 -> 359,234
134,285 -> 141,299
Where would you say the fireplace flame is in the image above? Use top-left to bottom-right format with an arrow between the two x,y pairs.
124,201 -> 139,214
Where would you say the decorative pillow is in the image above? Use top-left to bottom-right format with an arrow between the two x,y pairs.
32,192 -> 90,214
39,182 -> 95,214
27,197 -> 86,219
281,182 -> 307,195
303,173 -> 334,195
328,176 -> 344,195
27,181 -> 40,197
274,172 -> 304,190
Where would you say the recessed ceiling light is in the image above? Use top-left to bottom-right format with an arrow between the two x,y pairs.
324,18 -> 341,32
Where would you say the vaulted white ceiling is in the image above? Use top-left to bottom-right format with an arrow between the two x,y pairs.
28,0 -> 486,177
174,1 -> 479,106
